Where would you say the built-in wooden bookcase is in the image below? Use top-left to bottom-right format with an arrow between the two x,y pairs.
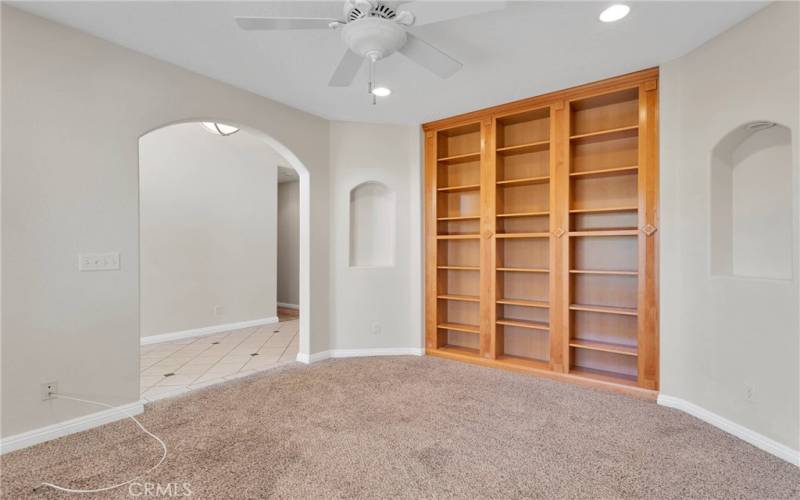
424,68 -> 659,397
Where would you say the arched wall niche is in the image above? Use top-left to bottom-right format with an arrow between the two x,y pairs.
349,181 -> 396,268
710,122 -> 794,280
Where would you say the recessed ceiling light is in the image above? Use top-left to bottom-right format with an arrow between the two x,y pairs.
599,4 -> 630,22
201,122 -> 240,136
371,87 -> 392,97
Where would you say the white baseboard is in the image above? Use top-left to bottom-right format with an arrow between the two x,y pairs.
657,394 -> 799,466
296,347 -> 423,364
296,350 -> 331,364
0,400 -> 144,455
277,302 -> 299,310
141,316 -> 279,345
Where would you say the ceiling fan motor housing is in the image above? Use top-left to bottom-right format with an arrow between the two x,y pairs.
341,17 -> 408,60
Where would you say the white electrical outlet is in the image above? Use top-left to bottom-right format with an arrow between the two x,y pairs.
41,381 -> 58,401
214,305 -> 224,316
371,322 -> 381,335
78,252 -> 120,271
745,385 -> 755,402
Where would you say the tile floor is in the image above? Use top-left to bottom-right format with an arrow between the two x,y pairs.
140,318 -> 298,401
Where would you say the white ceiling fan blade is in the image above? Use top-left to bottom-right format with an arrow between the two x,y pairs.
400,1 -> 507,26
398,33 -> 462,79
329,50 -> 364,87
235,17 -> 337,31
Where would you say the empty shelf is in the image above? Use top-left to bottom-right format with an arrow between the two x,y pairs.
570,165 -> 638,178
570,366 -> 638,386
569,206 -> 637,214
437,151 -> 480,164
437,322 -> 480,334
496,354 -> 550,371
570,125 -> 638,142
569,339 -> 637,356
437,294 -> 480,302
569,230 -> 638,237
437,215 -> 480,221
496,298 -> 549,308
495,140 -> 549,155
496,176 -> 550,187
497,267 -> 549,273
496,318 -> 549,331
569,269 -> 638,276
437,265 -> 480,271
437,184 -> 481,193
569,304 -> 638,316
496,232 -> 549,239
496,211 -> 549,218
437,234 -> 480,240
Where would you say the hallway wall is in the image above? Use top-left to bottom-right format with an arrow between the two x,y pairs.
277,180 -> 300,307
139,123 -> 280,339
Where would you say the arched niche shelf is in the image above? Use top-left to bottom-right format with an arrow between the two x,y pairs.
710,122 -> 794,280
349,181 -> 396,268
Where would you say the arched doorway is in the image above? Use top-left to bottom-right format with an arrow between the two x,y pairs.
136,120 -> 311,398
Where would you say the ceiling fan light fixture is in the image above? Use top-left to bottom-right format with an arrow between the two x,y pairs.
599,4 -> 630,22
371,86 -> 391,97
202,122 -> 240,136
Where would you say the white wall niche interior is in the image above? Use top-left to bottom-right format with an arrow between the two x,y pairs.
349,181 -> 396,268
710,122 -> 794,280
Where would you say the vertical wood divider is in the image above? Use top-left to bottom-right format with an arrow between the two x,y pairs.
480,119 -> 495,358
549,102 -> 565,371
637,80 -> 659,389
557,100 -> 572,373
424,130 -> 439,351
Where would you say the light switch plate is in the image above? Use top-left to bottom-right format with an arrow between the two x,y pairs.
79,252 -> 120,271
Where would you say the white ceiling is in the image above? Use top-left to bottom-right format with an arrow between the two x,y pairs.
13,1 -> 766,124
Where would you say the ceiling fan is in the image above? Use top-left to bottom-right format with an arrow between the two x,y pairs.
236,0 -> 505,102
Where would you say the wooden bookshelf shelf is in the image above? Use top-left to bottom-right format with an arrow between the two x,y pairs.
436,234 -> 480,240
497,267 -> 549,273
497,318 -> 549,331
570,339 -> 638,356
569,304 -> 638,316
569,124 -> 638,142
496,298 -> 549,308
496,355 -> 550,371
496,211 -> 549,218
425,69 -> 658,396
437,215 -> 480,221
437,151 -> 481,164
437,184 -> 481,193
570,165 -> 638,178
569,206 -> 637,214
570,367 -> 638,387
437,344 -> 481,358
437,294 -> 480,302
495,232 -> 549,239
496,176 -> 550,187
569,269 -> 638,276
437,265 -> 480,271
569,230 -> 638,237
437,322 -> 480,334
496,140 -> 549,156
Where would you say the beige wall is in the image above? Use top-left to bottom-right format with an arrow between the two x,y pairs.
329,122 -> 422,352
140,124 -> 280,338
1,6 -> 330,438
660,2 -> 799,452
277,181 -> 299,306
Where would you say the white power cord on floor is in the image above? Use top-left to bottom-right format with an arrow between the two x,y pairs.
34,392 -> 167,495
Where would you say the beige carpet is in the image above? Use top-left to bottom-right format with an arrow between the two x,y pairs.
2,357 -> 798,499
